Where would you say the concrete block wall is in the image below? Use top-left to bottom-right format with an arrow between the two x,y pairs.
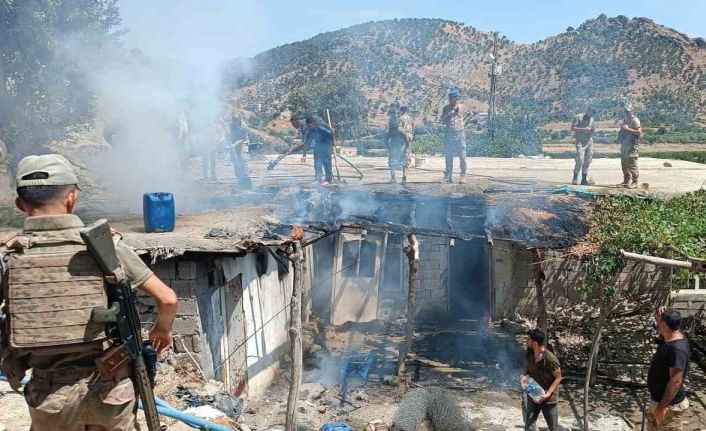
135,259 -> 203,355
415,235 -> 450,319
492,241 -> 675,317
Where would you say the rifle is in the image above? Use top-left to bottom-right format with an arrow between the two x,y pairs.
80,220 -> 161,431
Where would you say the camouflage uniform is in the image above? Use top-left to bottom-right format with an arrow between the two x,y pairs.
441,103 -> 467,180
398,112 -> 415,168
647,398 -> 690,431
1,214 -> 153,431
571,113 -> 595,182
618,115 -> 641,185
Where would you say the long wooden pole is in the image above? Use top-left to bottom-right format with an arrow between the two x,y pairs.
285,241 -> 304,431
396,234 -> 420,377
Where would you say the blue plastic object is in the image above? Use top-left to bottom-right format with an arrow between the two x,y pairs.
321,422 -> 353,431
143,192 -> 175,233
139,399 -> 235,431
1,374 -> 234,431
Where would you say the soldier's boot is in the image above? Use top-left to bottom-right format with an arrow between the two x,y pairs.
442,174 -> 452,183
618,177 -> 630,188
401,168 -> 408,185
581,174 -> 590,186
629,180 -> 639,189
572,174 -> 579,185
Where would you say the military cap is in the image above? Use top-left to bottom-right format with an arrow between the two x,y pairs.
15,154 -> 80,188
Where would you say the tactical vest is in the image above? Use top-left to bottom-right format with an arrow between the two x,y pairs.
2,229 -> 108,352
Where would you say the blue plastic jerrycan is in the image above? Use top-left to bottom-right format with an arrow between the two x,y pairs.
143,192 -> 175,233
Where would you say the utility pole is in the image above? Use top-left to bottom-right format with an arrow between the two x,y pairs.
487,32 -> 500,132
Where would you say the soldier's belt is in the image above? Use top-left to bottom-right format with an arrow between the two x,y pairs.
31,365 -> 132,384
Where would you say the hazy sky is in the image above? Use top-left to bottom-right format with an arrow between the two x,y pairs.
118,0 -> 706,67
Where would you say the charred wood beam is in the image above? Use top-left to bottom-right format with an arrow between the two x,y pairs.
285,241 -> 304,431
396,234 -> 420,378
531,248 -> 548,337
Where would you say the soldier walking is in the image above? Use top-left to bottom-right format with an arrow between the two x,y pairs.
0,154 -> 178,430
570,109 -> 596,185
441,88 -> 467,183
617,104 -> 643,188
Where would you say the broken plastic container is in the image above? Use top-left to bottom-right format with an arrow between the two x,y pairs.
523,376 -> 546,403
321,423 -> 353,431
143,192 -> 175,233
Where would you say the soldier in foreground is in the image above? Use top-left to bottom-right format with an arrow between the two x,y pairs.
441,88 -> 467,183
570,108 -> 596,185
617,104 -> 643,188
0,154 -> 178,430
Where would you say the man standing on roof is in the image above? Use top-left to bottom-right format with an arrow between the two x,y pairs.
304,117 -> 334,185
385,102 -> 403,183
398,106 -> 415,185
570,108 -> 596,185
0,154 -> 178,430
441,88 -> 467,184
617,103 -> 643,188
228,113 -> 252,188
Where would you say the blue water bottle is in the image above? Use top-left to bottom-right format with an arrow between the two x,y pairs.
143,192 -> 175,233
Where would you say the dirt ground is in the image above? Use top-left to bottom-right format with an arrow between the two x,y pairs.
226,319 -> 706,431
543,142 -> 706,154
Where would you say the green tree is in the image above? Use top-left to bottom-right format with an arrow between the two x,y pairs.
286,75 -> 367,139
0,0 -> 121,164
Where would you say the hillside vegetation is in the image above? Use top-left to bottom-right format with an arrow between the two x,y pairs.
229,16 -> 706,129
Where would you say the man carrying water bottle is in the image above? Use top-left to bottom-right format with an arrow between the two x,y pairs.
521,329 -> 562,431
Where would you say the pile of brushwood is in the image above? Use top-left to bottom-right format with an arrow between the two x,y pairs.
580,189 -> 706,294
552,190 -> 706,383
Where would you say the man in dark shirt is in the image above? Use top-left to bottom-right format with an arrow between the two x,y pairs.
304,117 -> 334,185
647,307 -> 690,431
521,329 -> 562,431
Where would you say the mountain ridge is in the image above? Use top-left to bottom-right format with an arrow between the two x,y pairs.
227,15 -> 706,127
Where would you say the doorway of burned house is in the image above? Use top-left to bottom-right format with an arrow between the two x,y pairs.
449,239 -> 491,320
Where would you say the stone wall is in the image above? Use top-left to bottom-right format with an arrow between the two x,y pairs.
414,235 -> 450,319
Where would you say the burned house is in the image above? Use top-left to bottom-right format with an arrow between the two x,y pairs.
101,183 -> 704,403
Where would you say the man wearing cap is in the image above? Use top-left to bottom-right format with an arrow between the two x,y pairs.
570,109 -> 596,185
441,89 -> 467,183
0,154 -> 178,430
617,104 -> 643,188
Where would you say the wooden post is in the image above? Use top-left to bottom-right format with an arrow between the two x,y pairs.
582,278 -> 627,431
531,248 -> 548,339
285,241 -> 304,431
301,246 -> 311,325
396,234 -> 420,377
